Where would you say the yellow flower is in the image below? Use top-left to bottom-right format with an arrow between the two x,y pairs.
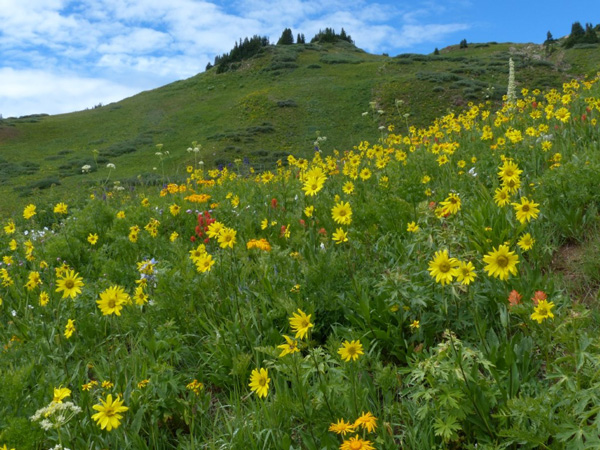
331,201 -> 352,225
530,299 -> 555,323
304,206 -> 314,217
23,204 -> 36,219
39,291 -> 50,306
116,210 -> 126,219
342,181 -> 354,194
329,418 -> 355,436
186,379 -> 204,395
64,319 -> 76,339
498,160 -> 522,184
406,221 -> 420,232
91,394 -> 129,431
141,198 -> 150,207
133,286 -> 148,305
261,218 -> 269,230
9,239 -> 17,251
248,368 -> 270,398
195,253 -> 215,273
206,221 -> 224,238
354,411 -> 378,432
483,245 -> 519,280
512,197 -> 540,224
338,340 -> 364,362
456,261 -> 477,285
88,233 -> 99,245
3,220 -> 15,234
97,285 -> 130,316
54,202 -> 68,214
440,193 -> 461,215
169,204 -> 181,216
217,228 -> 237,249
170,231 -> 179,242
289,308 -> 313,340
53,386 -> 71,403
332,228 -> 349,244
302,175 -> 325,196
428,250 -> 459,285
494,187 -> 511,207
518,233 -> 535,251
340,435 -> 374,450
55,269 -> 84,299
409,320 -> 420,330
24,271 -> 41,291
189,244 -> 207,262
277,335 -> 300,357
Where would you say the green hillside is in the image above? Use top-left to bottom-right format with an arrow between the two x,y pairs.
1,38 -> 599,214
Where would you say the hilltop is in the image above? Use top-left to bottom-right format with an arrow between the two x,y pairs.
0,36 -> 599,213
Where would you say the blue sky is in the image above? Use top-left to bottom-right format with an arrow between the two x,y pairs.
0,0 -> 598,118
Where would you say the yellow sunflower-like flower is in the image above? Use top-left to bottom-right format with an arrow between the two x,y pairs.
289,308 -> 313,340
53,202 -> 68,214
530,299 -> 555,324
331,201 -> 352,225
97,285 -> 130,316
332,228 -> 349,244
456,260 -> 477,285
23,204 -> 36,220
512,197 -> 540,224
428,250 -> 459,285
483,245 -> 519,280
340,435 -> 374,450
518,233 -> 535,251
494,187 -> 511,207
354,411 -> 378,432
55,269 -> 85,299
440,193 -> 461,215
195,253 -> 215,273
91,394 -> 129,431
64,319 -> 76,339
277,335 -> 300,357
248,368 -> 270,398
217,228 -> 237,249
328,418 -> 355,436
338,340 -> 364,362
53,385 -> 71,403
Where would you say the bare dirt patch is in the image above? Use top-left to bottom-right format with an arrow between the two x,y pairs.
0,126 -> 21,143
552,242 -> 600,304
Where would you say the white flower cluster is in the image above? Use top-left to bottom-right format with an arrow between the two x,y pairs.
30,401 -> 82,430
506,58 -> 516,104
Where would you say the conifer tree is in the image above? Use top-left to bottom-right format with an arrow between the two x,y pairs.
277,28 -> 294,45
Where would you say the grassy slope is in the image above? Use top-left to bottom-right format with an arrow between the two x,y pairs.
0,40 -> 598,215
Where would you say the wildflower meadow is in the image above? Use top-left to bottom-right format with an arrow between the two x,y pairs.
1,72 -> 600,449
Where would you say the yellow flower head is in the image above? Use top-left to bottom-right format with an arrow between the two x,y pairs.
217,227 -> 237,249
340,435 -> 374,450
331,201 -> 352,225
483,245 -> 519,281
91,394 -> 129,431
53,202 -> 68,214
277,335 -> 300,357
512,197 -> 540,224
97,285 -> 130,316
329,418 -> 355,436
248,368 -> 270,398
23,204 -> 36,220
55,269 -> 85,299
338,340 -> 364,362
456,260 -> 477,285
53,386 -> 71,403
428,250 -> 459,285
530,299 -> 555,324
289,308 -> 314,340
332,227 -> 349,244
64,319 -> 76,339
87,233 -> 99,245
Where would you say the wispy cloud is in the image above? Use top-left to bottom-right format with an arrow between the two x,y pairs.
0,0 -> 469,117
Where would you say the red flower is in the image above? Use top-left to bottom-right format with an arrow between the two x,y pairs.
318,227 -> 327,235
508,290 -> 522,308
532,291 -> 547,306
299,219 -> 306,227
190,236 -> 196,242
271,198 -> 278,208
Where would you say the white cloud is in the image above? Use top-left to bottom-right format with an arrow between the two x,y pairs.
0,68 -> 139,117
0,0 -> 471,116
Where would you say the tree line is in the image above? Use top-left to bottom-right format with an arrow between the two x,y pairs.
207,27 -> 354,73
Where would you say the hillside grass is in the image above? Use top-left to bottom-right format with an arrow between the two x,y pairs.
1,69 -> 600,448
1,40 -> 599,214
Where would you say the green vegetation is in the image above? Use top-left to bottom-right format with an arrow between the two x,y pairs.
2,38 -> 600,216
